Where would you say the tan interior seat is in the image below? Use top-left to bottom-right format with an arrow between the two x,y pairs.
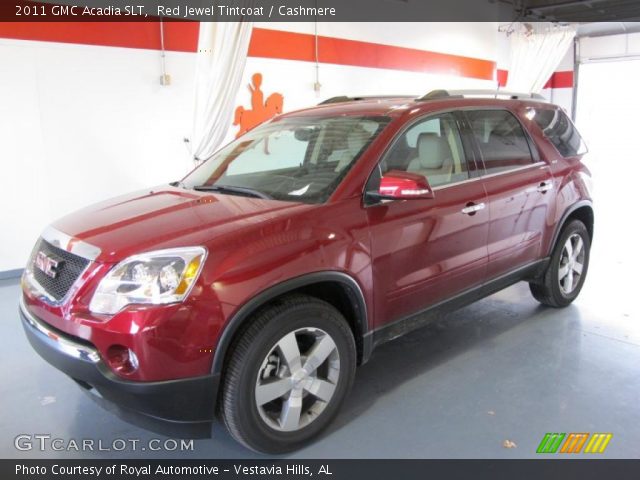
333,128 -> 370,172
407,132 -> 454,185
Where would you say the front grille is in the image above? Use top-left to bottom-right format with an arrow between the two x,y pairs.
30,239 -> 90,301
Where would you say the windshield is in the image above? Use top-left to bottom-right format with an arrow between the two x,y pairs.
182,115 -> 390,203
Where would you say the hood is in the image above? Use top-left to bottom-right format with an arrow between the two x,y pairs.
52,186 -> 312,263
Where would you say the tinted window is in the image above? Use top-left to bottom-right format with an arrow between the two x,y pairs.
368,113 -> 469,190
467,110 -> 534,174
533,108 -> 587,157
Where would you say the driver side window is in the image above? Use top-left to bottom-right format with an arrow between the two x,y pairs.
369,113 -> 469,191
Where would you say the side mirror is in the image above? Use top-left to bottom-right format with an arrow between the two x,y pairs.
376,170 -> 434,200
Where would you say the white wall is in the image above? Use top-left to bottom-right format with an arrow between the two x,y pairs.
226,22 -> 501,144
0,39 -> 195,271
268,22 -> 500,60
0,22 -> 503,272
228,55 -> 497,144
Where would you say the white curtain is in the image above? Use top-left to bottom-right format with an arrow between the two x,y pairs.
190,21 -> 253,162
506,24 -> 576,94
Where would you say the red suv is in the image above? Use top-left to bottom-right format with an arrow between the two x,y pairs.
20,90 -> 593,453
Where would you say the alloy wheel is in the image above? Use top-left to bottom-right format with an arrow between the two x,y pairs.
254,327 -> 340,432
558,233 -> 585,295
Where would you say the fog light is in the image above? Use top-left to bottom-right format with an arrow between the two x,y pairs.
106,345 -> 139,374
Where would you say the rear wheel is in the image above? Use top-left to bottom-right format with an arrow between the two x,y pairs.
530,219 -> 590,307
221,295 -> 356,453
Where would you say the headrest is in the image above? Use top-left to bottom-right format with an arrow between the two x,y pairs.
417,133 -> 452,169
347,128 -> 370,155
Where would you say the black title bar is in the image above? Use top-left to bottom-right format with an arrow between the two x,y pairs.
4,0 -> 640,22
4,459 -> 640,480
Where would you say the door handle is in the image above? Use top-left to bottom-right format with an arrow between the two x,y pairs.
461,202 -> 485,215
537,181 -> 553,193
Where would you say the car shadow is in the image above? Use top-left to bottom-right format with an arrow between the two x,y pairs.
320,282 -> 557,439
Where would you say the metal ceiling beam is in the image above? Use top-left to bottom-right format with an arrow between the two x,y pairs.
511,0 -> 640,21
526,0 -> 605,12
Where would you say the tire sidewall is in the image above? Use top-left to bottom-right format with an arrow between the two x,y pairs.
228,302 -> 356,453
548,220 -> 591,305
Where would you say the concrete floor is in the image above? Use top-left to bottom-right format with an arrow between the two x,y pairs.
1,230 -> 639,459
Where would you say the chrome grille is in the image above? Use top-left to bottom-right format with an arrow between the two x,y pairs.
29,239 -> 90,301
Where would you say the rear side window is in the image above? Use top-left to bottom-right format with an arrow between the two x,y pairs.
533,108 -> 587,157
466,110 -> 535,175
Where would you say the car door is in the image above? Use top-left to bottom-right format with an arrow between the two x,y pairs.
464,109 -> 554,279
365,112 -> 489,328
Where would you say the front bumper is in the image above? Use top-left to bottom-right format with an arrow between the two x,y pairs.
20,298 -> 219,438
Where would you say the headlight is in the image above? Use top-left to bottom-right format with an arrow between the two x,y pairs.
89,247 -> 206,315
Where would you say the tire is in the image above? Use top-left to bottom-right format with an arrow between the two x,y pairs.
530,219 -> 590,308
220,294 -> 356,454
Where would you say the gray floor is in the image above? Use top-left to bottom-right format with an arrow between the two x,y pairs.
1,231 -> 639,459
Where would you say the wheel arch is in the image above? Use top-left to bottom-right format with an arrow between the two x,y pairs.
549,200 -> 594,256
211,272 -> 372,378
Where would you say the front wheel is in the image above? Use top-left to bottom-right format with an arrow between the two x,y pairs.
220,295 -> 356,453
530,219 -> 591,308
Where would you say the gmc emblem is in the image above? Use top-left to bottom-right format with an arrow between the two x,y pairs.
35,251 -> 63,279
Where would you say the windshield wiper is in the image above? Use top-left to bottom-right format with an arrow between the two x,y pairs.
193,184 -> 272,200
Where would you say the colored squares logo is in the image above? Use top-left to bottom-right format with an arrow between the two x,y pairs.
537,433 -> 612,454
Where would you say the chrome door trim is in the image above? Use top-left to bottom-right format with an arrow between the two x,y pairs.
370,161 -> 549,197
431,176 -> 482,191
431,162 -> 548,192
477,161 -> 548,181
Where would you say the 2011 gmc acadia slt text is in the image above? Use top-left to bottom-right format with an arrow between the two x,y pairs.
20,90 -> 593,453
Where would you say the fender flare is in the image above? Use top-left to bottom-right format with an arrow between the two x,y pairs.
548,200 -> 594,256
210,271 -> 371,376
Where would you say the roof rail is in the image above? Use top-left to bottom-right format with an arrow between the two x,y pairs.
417,89 -> 547,101
319,96 -> 351,105
318,95 -> 415,105
418,89 -> 461,101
